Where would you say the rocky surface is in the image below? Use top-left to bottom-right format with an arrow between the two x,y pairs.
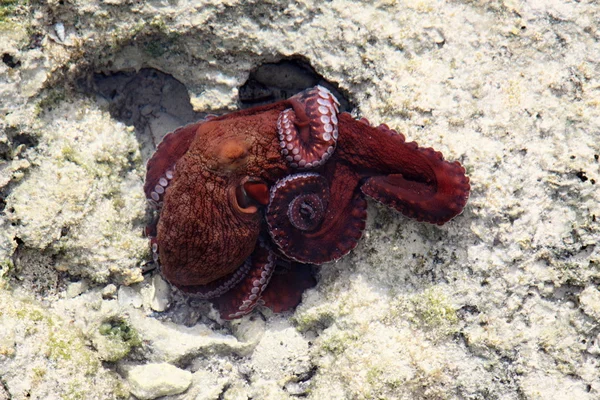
1,0 -> 599,399
124,363 -> 192,400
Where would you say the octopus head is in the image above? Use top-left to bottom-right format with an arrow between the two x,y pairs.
154,122 -> 269,287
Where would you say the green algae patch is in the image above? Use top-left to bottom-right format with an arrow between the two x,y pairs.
319,329 -> 361,356
0,0 -> 17,22
291,304 -> 336,333
409,287 -> 459,333
384,286 -> 459,341
0,288 -> 129,398
293,277 -> 465,399
35,88 -> 67,117
0,258 -> 12,288
94,317 -> 142,362
310,318 -> 459,400
0,0 -> 27,26
46,329 -> 101,376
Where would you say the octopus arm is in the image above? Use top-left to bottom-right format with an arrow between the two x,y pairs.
211,240 -> 275,320
260,262 -> 316,313
336,113 -> 470,225
144,121 -> 202,201
266,164 -> 368,264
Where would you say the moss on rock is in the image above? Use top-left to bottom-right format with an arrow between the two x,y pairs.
0,288 -> 129,398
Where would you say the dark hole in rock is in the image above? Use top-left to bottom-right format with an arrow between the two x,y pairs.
575,170 -> 588,182
0,379 -> 9,400
0,128 -> 38,161
457,304 -> 480,318
91,63 -> 351,164
239,58 -> 353,112
2,53 -> 20,68
0,140 -> 9,160
11,132 -> 38,149
10,242 -> 65,299
28,32 -> 44,49
91,68 -> 206,163
0,129 -> 37,213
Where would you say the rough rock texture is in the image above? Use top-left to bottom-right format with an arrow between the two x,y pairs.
0,289 -> 128,399
5,102 -> 147,284
1,1 -> 599,399
125,363 -> 192,400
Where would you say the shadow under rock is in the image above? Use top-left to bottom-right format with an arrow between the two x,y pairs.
92,68 -> 206,163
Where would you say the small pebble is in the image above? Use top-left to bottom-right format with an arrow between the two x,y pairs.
65,281 -> 88,298
102,284 -> 118,299
55,22 -> 65,42
149,275 -> 170,312
126,363 -> 192,400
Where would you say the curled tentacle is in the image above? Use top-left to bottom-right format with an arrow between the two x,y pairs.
266,169 -> 367,264
267,173 -> 329,244
174,257 -> 252,299
211,239 -> 275,320
361,156 -> 470,225
277,86 -> 340,169
144,122 -> 202,209
336,113 -> 470,225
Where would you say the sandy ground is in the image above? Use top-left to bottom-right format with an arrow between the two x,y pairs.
1,0 -> 599,399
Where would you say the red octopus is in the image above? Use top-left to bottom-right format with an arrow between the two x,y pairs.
144,86 -> 470,320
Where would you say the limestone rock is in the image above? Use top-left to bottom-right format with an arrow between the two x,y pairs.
125,363 -> 192,400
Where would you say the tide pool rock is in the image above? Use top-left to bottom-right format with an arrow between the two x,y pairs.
126,363 -> 192,400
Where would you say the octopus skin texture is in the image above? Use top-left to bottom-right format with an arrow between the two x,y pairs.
144,85 -> 470,320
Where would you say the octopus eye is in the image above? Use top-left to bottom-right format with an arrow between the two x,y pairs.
233,178 -> 269,214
